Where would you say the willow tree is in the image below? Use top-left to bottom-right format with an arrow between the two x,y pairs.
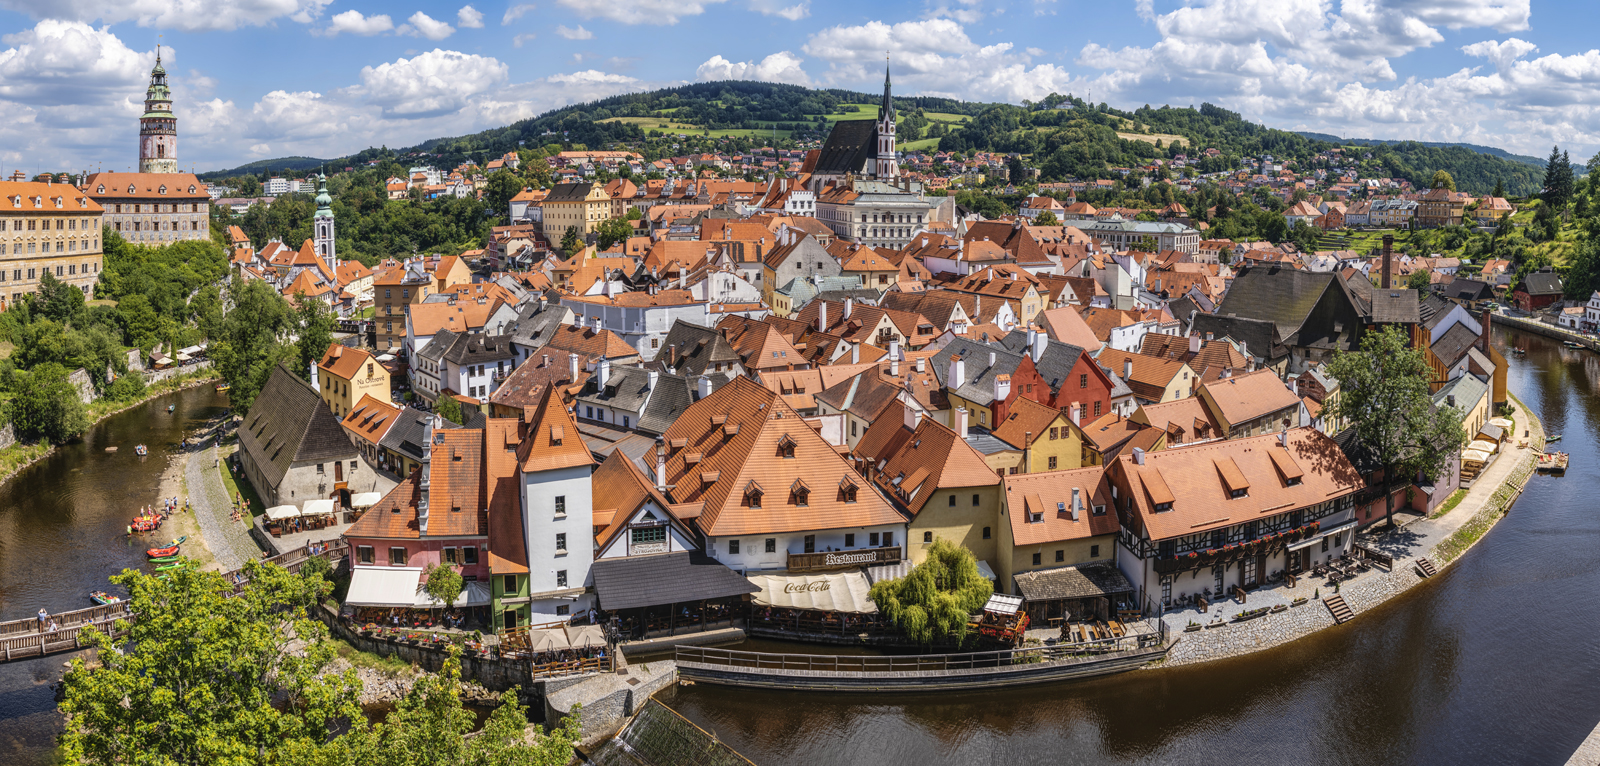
869,539 -> 993,646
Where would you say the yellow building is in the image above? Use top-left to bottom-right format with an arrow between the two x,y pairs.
539,182 -> 610,243
991,397 -> 1086,473
996,467 -> 1120,598
316,343 -> 390,419
0,180 -> 105,303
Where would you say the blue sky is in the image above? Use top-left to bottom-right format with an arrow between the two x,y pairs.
0,0 -> 1596,173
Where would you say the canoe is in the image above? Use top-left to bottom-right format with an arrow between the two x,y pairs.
154,563 -> 182,572
134,445 -> 148,456
147,555 -> 179,564
89,591 -> 119,605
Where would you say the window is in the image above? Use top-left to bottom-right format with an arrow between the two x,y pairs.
982,526 -> 991,540
924,531 -> 933,543
389,547 -> 406,565
765,538 -> 776,553
870,532 -> 880,547
1080,373 -> 1088,388
973,494 -> 981,506
358,546 -> 373,565
556,570 -> 568,588
948,495 -> 957,507
1008,467 -> 1018,475
316,463 -> 325,474
555,533 -> 567,553
554,496 -> 566,517
804,535 -> 816,553
1032,552 -> 1041,565
556,605 -> 569,616
728,539 -> 740,555
1321,536 -> 1329,553
1048,456 -> 1058,470
443,547 -> 457,564
845,533 -> 855,547
463,547 -> 478,565
1229,488 -> 1248,499
1049,427 -> 1058,440
503,574 -> 517,593
1090,544 -> 1100,558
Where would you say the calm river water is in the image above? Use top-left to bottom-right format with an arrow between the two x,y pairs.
3,330 -> 1600,765
0,385 -> 227,764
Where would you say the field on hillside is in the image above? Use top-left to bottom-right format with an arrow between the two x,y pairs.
900,138 -> 942,152
598,116 -> 793,139
1117,132 -> 1187,147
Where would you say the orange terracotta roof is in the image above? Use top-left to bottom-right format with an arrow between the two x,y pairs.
856,401 -> 1000,518
1003,467 -> 1119,546
319,343 -> 377,381
407,299 -> 502,337
990,397 -> 1067,449
1200,369 -> 1300,427
519,387 -> 596,473
590,451 -> 690,550
341,394 -> 400,446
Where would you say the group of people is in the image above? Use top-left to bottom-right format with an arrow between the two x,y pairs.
127,496 -> 184,536
230,492 -> 248,523
36,608 -> 59,633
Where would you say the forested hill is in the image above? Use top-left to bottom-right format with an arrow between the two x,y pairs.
1294,133 -> 1547,167
210,80 -> 1545,197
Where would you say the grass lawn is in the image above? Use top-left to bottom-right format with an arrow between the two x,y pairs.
219,441 -> 268,518
820,103 -> 879,122
598,116 -> 792,139
922,111 -> 972,124
87,299 -> 118,308
900,138 -> 942,152
1430,488 -> 1469,519
0,341 -> 12,360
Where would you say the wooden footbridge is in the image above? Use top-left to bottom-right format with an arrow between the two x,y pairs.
0,540 -> 347,664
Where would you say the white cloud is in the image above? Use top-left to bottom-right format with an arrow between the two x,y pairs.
1025,47 -> 1044,57
555,0 -> 727,25
318,10 -> 394,36
513,33 -> 536,47
398,11 -> 455,40
748,0 -> 808,20
925,0 -> 984,24
0,20 -> 148,106
502,3 -> 535,23
696,51 -> 811,85
0,0 -> 334,32
456,5 -> 484,27
804,19 -> 1074,102
1462,37 -> 1538,69
555,24 -> 593,40
546,70 -> 638,85
355,49 -> 506,117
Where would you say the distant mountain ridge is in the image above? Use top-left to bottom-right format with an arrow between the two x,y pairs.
200,156 -> 328,182
1294,132 -> 1547,168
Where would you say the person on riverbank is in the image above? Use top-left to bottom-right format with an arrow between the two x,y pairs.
37,608 -> 48,629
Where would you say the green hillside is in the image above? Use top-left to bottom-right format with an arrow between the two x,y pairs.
200,156 -> 327,181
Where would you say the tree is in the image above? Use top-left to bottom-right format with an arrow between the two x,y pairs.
1130,235 -> 1157,252
105,371 -> 147,402
423,562 -> 464,610
482,171 -> 523,222
436,394 -> 464,425
559,226 -> 582,256
869,539 -> 993,645
36,271 -> 85,324
58,559 -> 363,765
211,279 -> 296,411
595,216 -> 633,251
294,297 -> 336,381
1543,145 -> 1574,210
1033,210 -> 1058,226
624,207 -> 642,221
1430,169 -> 1456,191
1406,268 -> 1433,292
1325,326 -> 1469,528
1492,178 -> 1506,199
8,361 -> 91,443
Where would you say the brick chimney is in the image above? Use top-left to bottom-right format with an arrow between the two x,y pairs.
1481,308 -> 1492,354
1381,235 -> 1393,289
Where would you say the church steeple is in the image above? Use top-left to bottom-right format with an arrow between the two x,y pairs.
874,56 -> 898,180
139,42 -> 178,174
880,60 -> 895,122
313,170 -> 336,268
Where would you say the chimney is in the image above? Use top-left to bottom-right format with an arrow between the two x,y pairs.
655,437 -> 668,491
1069,487 -> 1081,521
818,301 -> 828,332
1132,446 -> 1145,465
955,406 -> 969,437
1278,431 -> 1288,447
542,354 -> 551,368
1381,235 -> 1393,289
568,353 -> 580,381
598,357 -> 611,388
949,354 -> 965,389
1123,358 -> 1132,380
697,374 -> 713,400
851,344 -> 860,364
1189,332 -> 1201,355
844,299 -> 853,319
1026,324 -> 1039,359
310,360 -> 320,390
647,369 -> 659,390
988,350 -> 997,368
916,356 -> 926,374
994,373 -> 1011,403
904,402 -> 919,431
889,340 -> 901,376
1070,403 -> 1082,425
1480,308 -> 1492,354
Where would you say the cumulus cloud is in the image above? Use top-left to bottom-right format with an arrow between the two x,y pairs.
457,5 -> 484,27
748,0 -> 808,20
318,10 -> 394,36
555,24 -> 593,40
696,51 -> 811,85
0,20 -> 149,106
398,11 -> 455,40
546,70 -> 638,85
502,3 -> 535,23
355,49 -> 505,117
803,18 -> 1074,102
0,0 -> 334,31
555,0 -> 727,25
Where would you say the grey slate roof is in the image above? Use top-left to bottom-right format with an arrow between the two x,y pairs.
577,365 -> 655,415
814,119 -> 878,176
637,373 -> 693,436
590,552 -> 757,611
928,337 -> 1025,408
1517,271 -> 1563,296
508,299 -> 572,350
999,330 -> 1086,392
1369,288 -> 1421,325
1443,279 -> 1494,302
1012,563 -> 1134,602
440,332 -> 516,365
544,181 -> 595,203
1216,266 -> 1344,342
1188,313 -> 1286,363
379,405 -> 462,463
658,320 -> 741,377
239,365 -> 357,491
1431,322 -> 1483,369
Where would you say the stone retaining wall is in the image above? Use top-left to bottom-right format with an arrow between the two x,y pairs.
545,661 -> 677,745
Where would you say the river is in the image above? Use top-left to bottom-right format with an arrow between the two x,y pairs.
4,330 -> 1600,765
661,326 -> 1600,766
0,385 -> 228,764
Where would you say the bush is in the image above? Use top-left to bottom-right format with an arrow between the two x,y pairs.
105,373 -> 147,402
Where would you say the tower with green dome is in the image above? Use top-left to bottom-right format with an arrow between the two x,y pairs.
313,170 -> 336,267
138,44 -> 178,174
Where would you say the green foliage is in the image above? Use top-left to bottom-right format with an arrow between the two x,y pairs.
596,217 -> 633,251
211,279 -> 297,412
294,298 -> 336,380
98,230 -> 229,327
435,394 -> 464,425
36,271 -> 85,323
559,226 -> 582,256
1325,326 -> 1469,526
423,563 -> 464,609
1033,210 -> 1057,225
1431,169 -> 1456,191
482,171 -> 524,223
869,539 -> 992,645
1544,146 -> 1575,211
1406,268 -> 1433,292
104,371 -> 148,402
8,361 -> 90,442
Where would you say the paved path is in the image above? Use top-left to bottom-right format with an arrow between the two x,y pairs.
185,443 -> 260,571
1569,720 -> 1600,765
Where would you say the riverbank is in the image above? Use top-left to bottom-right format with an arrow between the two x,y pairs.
1159,391 -> 1544,667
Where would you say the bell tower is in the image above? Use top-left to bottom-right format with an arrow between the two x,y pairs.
138,44 -> 178,174
875,57 -> 898,180
313,171 -> 336,268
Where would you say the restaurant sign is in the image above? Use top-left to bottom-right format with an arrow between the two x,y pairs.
786,545 -> 903,572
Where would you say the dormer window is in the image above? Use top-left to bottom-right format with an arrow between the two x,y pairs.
126,184 -> 136,194
1229,488 -> 1247,499
158,186 -> 167,195
839,477 -> 858,503
790,478 -> 810,507
1154,501 -> 1173,512
550,425 -> 563,446
188,186 -> 196,194
776,434 -> 796,458
96,185 -> 105,194
743,481 -> 763,508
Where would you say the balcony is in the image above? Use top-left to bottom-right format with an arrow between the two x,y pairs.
786,545 -> 902,573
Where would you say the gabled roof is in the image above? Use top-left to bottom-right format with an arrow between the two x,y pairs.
659,320 -> 742,376
814,119 -> 878,175
990,396 -> 1066,449
855,403 -> 1000,517
341,394 -> 401,446
1516,271 -> 1563,296
999,330 -> 1086,393
1003,467 -> 1119,546
928,337 -> 1026,407
319,343 -> 378,381
1199,369 -> 1301,427
1188,313 -> 1288,362
1431,321 -> 1483,369
488,351 -> 588,413
1214,266 -> 1354,347
239,365 -> 357,491
518,387 -> 594,473
1131,397 -> 1221,445
380,405 -> 463,463
591,450 -> 696,552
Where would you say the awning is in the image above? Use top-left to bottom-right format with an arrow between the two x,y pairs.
1287,519 -> 1360,551
1012,564 -> 1136,603
302,499 -> 336,516
748,571 -> 878,614
176,353 -> 192,362
528,628 -> 570,652
983,594 -> 1023,615
977,559 -> 997,581
566,624 -> 607,649
591,551 -> 759,611
414,579 -> 491,608
1489,417 -> 1513,430
349,492 -> 382,509
376,354 -> 396,362
346,567 -> 423,607
265,504 -> 300,521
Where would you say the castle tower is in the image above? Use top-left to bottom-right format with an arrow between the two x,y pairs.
313,171 -> 336,268
138,46 -> 178,174
875,60 -> 898,180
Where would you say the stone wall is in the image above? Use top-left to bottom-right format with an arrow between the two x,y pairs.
544,661 -> 677,745
0,422 -> 17,451
69,368 -> 95,404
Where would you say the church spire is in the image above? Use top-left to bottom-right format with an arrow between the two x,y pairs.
880,57 -> 894,121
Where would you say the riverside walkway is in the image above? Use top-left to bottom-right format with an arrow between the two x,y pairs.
0,541 -> 346,663
186,442 -> 260,572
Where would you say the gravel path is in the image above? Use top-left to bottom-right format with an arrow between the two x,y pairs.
186,443 -> 260,572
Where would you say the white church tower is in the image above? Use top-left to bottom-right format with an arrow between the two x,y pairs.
312,171 -> 336,271
875,60 -> 898,180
